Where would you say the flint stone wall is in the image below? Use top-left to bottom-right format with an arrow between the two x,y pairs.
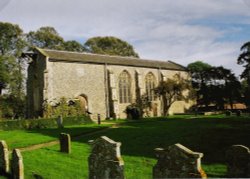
153,143 -> 207,178
0,140 -> 9,174
88,136 -> 124,179
226,145 -> 250,178
11,149 -> 24,179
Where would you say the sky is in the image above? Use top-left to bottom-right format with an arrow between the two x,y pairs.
1,0 -> 250,76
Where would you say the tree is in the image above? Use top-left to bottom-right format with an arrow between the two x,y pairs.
188,61 -> 241,110
187,61 -> 212,107
63,40 -> 86,52
0,22 -> 26,118
154,73 -> 192,116
26,26 -> 64,49
0,22 -> 26,95
84,36 -> 139,57
237,41 -> 250,80
237,41 -> 250,108
0,22 -> 25,56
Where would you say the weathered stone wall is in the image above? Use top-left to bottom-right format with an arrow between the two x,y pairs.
47,61 -> 107,119
226,145 -> 250,178
27,51 -> 192,119
153,143 -> 207,178
88,136 -> 124,179
0,140 -> 9,174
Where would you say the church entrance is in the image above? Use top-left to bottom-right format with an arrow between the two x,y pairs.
77,95 -> 88,114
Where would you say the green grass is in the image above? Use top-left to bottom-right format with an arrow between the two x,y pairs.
1,115 -> 250,178
0,124 -> 111,149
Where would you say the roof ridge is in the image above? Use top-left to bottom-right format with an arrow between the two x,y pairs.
34,47 -> 186,71
39,48 -> 173,64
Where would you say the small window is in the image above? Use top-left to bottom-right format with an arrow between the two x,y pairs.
119,71 -> 131,103
145,72 -> 156,101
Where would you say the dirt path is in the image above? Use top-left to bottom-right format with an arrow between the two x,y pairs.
18,123 -> 120,152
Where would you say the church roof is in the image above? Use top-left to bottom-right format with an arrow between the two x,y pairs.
35,48 -> 186,71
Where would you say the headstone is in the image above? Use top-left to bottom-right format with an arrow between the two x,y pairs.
0,140 -> 9,174
11,149 -> 24,179
57,115 -> 63,128
153,143 -> 207,178
226,145 -> 250,178
88,136 -> 124,179
59,133 -> 71,153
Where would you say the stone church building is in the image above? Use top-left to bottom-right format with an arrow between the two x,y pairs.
25,48 -> 192,119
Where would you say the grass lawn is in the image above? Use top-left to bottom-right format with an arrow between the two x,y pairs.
0,123 -> 111,149
1,115 -> 250,178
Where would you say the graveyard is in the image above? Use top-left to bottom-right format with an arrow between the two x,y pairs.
0,114 -> 249,178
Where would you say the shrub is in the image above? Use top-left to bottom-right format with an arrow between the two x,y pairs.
0,115 -> 92,130
43,97 -> 84,118
125,104 -> 141,120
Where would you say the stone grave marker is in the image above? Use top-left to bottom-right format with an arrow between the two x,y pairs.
153,143 -> 207,178
88,136 -> 124,179
0,140 -> 9,174
57,115 -> 64,128
226,145 -> 250,178
11,149 -> 24,179
60,133 -> 71,153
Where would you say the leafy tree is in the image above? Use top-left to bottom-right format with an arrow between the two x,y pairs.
0,22 -> 25,56
63,40 -> 86,52
0,22 -> 26,95
154,73 -> 192,115
237,41 -> 250,80
187,61 -> 212,107
237,41 -> 250,108
188,61 -> 241,110
26,26 -> 64,49
84,36 -> 139,57
0,22 -> 26,118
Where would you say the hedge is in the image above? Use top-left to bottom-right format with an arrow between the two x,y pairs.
0,115 -> 92,130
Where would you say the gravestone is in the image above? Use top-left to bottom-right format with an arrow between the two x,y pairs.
226,145 -> 250,178
11,149 -> 24,179
88,136 -> 124,179
153,143 -> 207,178
59,133 -> 71,153
57,115 -> 64,128
0,140 -> 9,174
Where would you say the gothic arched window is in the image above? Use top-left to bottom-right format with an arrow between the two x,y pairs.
119,70 -> 131,103
145,72 -> 156,101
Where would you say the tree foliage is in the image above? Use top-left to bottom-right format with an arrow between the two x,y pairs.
154,73 -> 192,115
0,22 -> 26,118
188,61 -> 241,110
84,36 -> 139,57
26,26 -> 64,50
63,40 -> 86,52
237,41 -> 250,80
0,22 -> 25,56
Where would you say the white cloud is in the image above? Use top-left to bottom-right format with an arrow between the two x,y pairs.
0,0 -> 249,76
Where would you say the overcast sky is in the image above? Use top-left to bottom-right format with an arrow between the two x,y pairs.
1,0 -> 250,76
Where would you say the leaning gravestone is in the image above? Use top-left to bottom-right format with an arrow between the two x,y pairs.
11,149 -> 24,179
60,133 -> 71,153
153,143 -> 207,178
226,145 -> 250,178
88,136 -> 124,179
0,140 -> 9,174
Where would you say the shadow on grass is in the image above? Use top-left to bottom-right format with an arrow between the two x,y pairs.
26,117 -> 250,165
